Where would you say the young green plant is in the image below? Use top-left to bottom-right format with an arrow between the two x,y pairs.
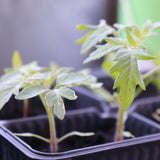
0,55 -> 101,153
3,51 -> 45,118
77,19 -> 160,141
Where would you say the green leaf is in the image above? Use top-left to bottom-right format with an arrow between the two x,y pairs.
45,87 -> 77,105
54,67 -> 73,78
102,54 -> 117,79
53,96 -> 65,120
58,86 -> 77,100
56,73 -> 86,86
47,67 -> 73,85
15,84 -> 48,100
0,74 -> 24,109
56,72 -> 99,88
84,44 -> 123,64
110,52 -> 145,111
131,25 -> 141,38
28,73 -> 46,80
142,20 -> 160,37
76,30 -> 94,44
131,50 -> 156,60
80,27 -> 114,55
45,91 -> 65,120
0,70 -> 19,84
45,91 -> 56,107
104,37 -> 126,45
142,20 -> 153,34
50,62 -> 59,71
12,51 -> 23,69
76,24 -> 89,30
20,61 -> 43,75
125,27 -> 137,46
76,23 -> 99,31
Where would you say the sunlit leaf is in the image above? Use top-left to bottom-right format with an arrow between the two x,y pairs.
45,91 -> 65,120
50,62 -> 59,71
12,51 -> 23,69
104,37 -> 126,45
80,27 -> 114,55
0,70 -> 19,84
28,73 -> 46,80
0,74 -> 25,109
16,84 -> 48,100
76,24 -> 89,30
58,86 -> 77,100
110,51 -> 146,110
102,54 -> 117,79
54,67 -> 73,78
142,20 -> 153,34
53,96 -> 65,120
84,44 -> 123,64
125,27 -> 137,46
131,50 -> 156,60
56,72 -> 100,88
76,30 -> 94,44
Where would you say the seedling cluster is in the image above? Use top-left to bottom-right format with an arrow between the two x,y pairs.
0,19 -> 160,154
0,51 -> 101,152
77,19 -> 160,140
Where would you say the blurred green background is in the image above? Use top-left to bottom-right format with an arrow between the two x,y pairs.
118,0 -> 160,57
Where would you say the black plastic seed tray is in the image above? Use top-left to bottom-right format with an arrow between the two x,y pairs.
129,96 -> 160,123
1,107 -> 160,160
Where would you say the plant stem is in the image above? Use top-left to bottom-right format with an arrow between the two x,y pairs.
115,106 -> 125,141
23,99 -> 29,118
114,95 -> 125,141
48,107 -> 57,153
40,94 -> 57,153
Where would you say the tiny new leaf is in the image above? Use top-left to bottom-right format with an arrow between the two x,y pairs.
12,51 -> 23,69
